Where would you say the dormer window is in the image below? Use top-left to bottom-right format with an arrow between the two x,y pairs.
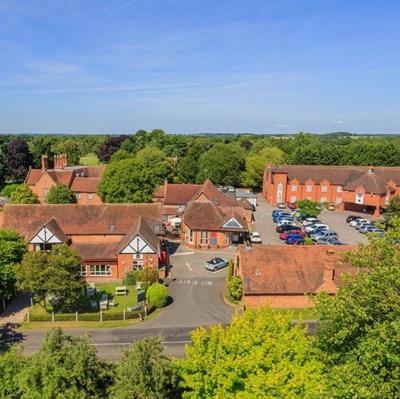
109,224 -> 116,233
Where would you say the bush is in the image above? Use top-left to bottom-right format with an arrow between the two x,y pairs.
227,277 -> 243,302
304,236 -> 314,245
123,271 -> 137,286
146,283 -> 168,308
128,268 -> 159,285
1,183 -> 22,198
227,259 -> 234,283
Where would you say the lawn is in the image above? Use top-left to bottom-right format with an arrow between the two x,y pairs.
79,153 -> 100,166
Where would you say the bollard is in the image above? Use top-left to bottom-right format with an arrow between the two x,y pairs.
100,309 -> 102,322
30,297 -> 33,308
52,311 -> 54,323
76,311 -> 78,322
123,308 -> 126,321
27,312 -> 30,323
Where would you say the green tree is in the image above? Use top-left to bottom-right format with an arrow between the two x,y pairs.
227,276 -> 243,302
297,199 -> 321,217
384,194 -> 400,226
240,147 -> 286,189
197,143 -> 245,186
179,308 -> 326,399
10,183 -> 40,204
0,347 -> 27,398
52,139 -> 83,165
0,230 -> 27,303
313,220 -> 400,399
18,328 -> 113,399
146,282 -> 168,308
110,336 -> 181,399
28,135 -> 58,167
46,184 -> 76,204
98,147 -> 173,203
17,245 -> 85,311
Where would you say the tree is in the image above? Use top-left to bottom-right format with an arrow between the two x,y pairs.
29,135 -> 58,167
97,135 -> 130,163
240,147 -> 286,189
297,199 -> 321,217
46,184 -> 76,204
4,139 -> 33,181
313,220 -> 400,399
197,143 -> 245,186
98,147 -> 173,203
110,336 -> 181,399
226,276 -> 243,302
179,308 -> 326,399
384,194 -> 400,226
18,328 -> 113,399
146,282 -> 168,308
0,347 -> 27,399
17,245 -> 85,311
52,139 -> 83,165
0,230 -> 27,303
10,183 -> 40,204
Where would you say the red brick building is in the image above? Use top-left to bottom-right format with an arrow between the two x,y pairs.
0,203 -> 167,281
234,245 -> 356,308
263,164 -> 400,217
25,154 -> 105,204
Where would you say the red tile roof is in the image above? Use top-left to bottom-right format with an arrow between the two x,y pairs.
237,245 -> 356,295
71,237 -> 121,261
163,184 -> 202,205
70,177 -> 101,193
193,179 -> 238,207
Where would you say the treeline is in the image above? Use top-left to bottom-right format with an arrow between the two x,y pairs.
1,220 -> 400,398
1,131 -> 400,196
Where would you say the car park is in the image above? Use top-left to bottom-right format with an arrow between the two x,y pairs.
349,218 -> 369,227
306,225 -> 329,236
311,230 -> 338,242
273,213 -> 293,223
277,219 -> 296,227
304,223 -> 328,233
250,232 -> 262,244
317,237 -> 342,245
279,230 -> 305,240
204,257 -> 228,271
276,224 -> 300,233
285,235 -> 305,245
278,203 -> 286,209
346,215 -> 363,223
302,218 -> 321,226
359,224 -> 375,234
327,203 -> 336,211
287,203 -> 297,210
355,221 -> 372,230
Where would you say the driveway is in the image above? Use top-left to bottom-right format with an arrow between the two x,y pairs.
252,194 -> 369,245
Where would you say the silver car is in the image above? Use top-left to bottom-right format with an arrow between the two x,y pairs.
204,257 -> 228,271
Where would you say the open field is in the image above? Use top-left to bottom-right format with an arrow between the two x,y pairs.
79,153 -> 100,166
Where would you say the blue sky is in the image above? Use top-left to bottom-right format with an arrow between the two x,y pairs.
0,0 -> 399,134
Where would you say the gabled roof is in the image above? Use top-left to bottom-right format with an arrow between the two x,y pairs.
1,203 -> 162,238
192,179 -> 238,207
184,201 -> 248,232
237,245 -> 356,295
267,165 -> 400,194
27,218 -> 69,244
25,168 -> 43,186
163,183 -> 202,205
70,177 -> 101,193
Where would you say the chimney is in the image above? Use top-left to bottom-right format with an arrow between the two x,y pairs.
323,250 -> 336,282
41,155 -> 49,170
54,154 -> 68,169
62,153 -> 68,168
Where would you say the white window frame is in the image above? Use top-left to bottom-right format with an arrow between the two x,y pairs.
34,243 -> 52,252
133,260 -> 144,270
290,196 -> 297,203
43,188 -> 49,198
200,230 -> 209,245
320,196 -> 327,203
75,193 -> 81,200
336,186 -> 342,192
87,193 -> 93,200
321,185 -> 328,193
306,185 -> 313,192
89,265 -> 111,276
80,265 -> 87,276
291,185 -> 297,192
306,196 -> 312,201
185,227 -> 194,244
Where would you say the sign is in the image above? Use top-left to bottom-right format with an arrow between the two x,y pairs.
137,290 -> 146,304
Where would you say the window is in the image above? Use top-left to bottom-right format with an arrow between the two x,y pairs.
89,265 -> 111,276
225,233 -> 230,245
291,185 -> 297,192
43,188 -> 49,198
34,243 -> 52,252
321,185 -> 328,192
87,193 -> 93,200
185,227 -> 193,243
306,185 -> 313,192
133,260 -> 144,270
335,197 -> 342,204
200,231 -> 209,245
336,186 -> 342,192
75,193 -> 81,200
80,265 -> 87,276
290,196 -> 297,203
320,196 -> 327,203
306,196 -> 312,201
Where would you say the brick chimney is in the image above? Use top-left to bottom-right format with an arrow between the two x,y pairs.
316,249 -> 337,293
54,154 -> 68,169
41,155 -> 49,170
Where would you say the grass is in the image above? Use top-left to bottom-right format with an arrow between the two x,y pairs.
79,153 -> 100,166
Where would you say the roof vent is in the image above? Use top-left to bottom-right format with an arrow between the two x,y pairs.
255,269 -> 261,276
109,224 -> 115,233
368,168 -> 374,174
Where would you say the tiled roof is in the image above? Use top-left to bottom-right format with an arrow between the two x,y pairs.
268,165 -> 400,194
163,184 -> 202,205
71,237 -> 121,261
70,177 -> 101,193
25,169 -> 43,186
193,179 -> 238,207
184,201 -> 248,232
238,245 -> 355,295
1,203 -> 162,238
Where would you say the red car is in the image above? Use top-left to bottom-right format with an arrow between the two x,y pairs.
279,230 -> 305,240
287,203 -> 297,210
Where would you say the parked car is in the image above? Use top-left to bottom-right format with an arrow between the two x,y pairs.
359,224 -> 376,234
355,221 -> 372,230
279,230 -> 305,240
302,218 -> 321,226
346,215 -> 363,223
250,232 -> 262,244
277,224 -> 301,233
285,236 -> 305,245
278,202 -> 286,209
317,237 -> 342,245
311,230 -> 338,242
273,213 -> 293,223
272,209 -> 286,218
277,219 -> 296,226
349,218 -> 369,227
368,228 -> 385,237
204,257 -> 228,271
287,203 -> 297,210
327,203 -> 336,211
304,223 -> 328,233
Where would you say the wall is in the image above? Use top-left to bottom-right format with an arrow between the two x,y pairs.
182,224 -> 230,249
243,294 -> 315,308
75,192 -> 103,205
29,172 -> 57,203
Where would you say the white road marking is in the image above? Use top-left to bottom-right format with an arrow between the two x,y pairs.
185,262 -> 192,271
170,252 -> 195,257
175,279 -> 213,286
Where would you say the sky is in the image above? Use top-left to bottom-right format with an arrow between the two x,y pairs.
0,0 -> 399,134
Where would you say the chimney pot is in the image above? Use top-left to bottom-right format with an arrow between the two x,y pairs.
41,155 -> 49,170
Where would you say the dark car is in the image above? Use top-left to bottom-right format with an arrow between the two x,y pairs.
276,224 -> 301,233
204,257 -> 228,271
285,236 -> 305,245
346,215 -> 363,223
279,230 -> 306,240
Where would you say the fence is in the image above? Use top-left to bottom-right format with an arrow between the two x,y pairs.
26,305 -> 154,323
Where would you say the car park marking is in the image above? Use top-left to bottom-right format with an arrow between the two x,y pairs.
185,262 -> 193,271
170,252 -> 195,257
175,279 -> 213,286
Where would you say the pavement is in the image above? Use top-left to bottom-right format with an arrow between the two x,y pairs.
0,293 -> 31,326
252,194 -> 369,245
1,243 -> 235,360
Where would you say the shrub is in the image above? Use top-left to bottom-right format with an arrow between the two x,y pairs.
227,259 -> 234,283
227,277 -> 243,302
133,268 -> 158,284
123,271 -> 137,286
304,236 -> 314,245
146,283 -> 168,308
1,183 -> 22,198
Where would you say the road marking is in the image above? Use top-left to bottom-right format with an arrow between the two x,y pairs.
175,279 -> 213,286
170,251 -> 195,257
185,262 -> 192,271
